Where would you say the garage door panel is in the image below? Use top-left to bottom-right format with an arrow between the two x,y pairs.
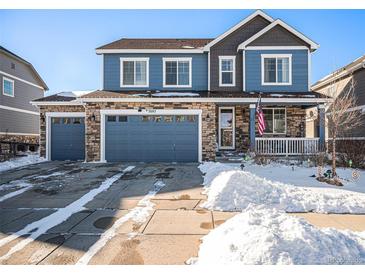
51,118 -> 85,161
105,115 -> 198,162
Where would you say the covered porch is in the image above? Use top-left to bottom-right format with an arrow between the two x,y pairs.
216,99 -> 326,157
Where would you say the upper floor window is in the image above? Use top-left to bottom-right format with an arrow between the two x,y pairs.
261,54 -> 292,86
219,56 -> 236,87
120,58 -> 149,87
3,77 -> 14,97
262,108 -> 286,134
163,58 -> 192,88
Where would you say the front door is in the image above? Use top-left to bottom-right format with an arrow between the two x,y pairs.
218,107 -> 235,149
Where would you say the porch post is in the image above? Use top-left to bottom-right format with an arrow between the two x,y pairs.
318,104 -> 325,150
249,104 -> 256,151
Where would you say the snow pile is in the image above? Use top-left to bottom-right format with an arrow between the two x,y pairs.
0,154 -> 46,173
200,162 -> 365,213
193,205 -> 365,265
77,180 -> 165,265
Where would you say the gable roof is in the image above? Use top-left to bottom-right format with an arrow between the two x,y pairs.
237,19 -> 319,51
0,46 -> 48,90
312,54 -> 365,90
96,38 -> 213,54
202,10 -> 274,51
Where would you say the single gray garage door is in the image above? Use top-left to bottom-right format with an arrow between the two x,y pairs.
105,115 -> 199,162
51,117 -> 85,161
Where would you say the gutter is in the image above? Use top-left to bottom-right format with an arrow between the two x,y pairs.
312,62 -> 364,90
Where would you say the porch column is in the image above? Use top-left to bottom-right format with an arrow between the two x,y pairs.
249,104 -> 256,151
318,104 -> 325,150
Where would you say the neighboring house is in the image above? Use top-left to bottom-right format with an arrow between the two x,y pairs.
31,10 -> 328,162
307,55 -> 365,141
0,46 -> 48,151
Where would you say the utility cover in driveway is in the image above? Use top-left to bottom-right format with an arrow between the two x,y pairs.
105,115 -> 198,162
51,117 -> 85,161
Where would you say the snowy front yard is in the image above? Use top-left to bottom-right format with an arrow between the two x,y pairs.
0,154 -> 45,173
192,162 -> 365,265
200,162 -> 365,213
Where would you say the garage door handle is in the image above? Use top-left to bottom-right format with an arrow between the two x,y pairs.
173,144 -> 176,151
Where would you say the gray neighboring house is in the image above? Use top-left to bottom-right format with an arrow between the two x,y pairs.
307,55 -> 365,141
0,46 -> 48,151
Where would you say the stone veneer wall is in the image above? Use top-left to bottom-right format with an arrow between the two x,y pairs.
84,102 -> 217,162
39,103 -> 305,160
0,134 -> 39,145
219,105 -> 306,152
39,105 -> 85,158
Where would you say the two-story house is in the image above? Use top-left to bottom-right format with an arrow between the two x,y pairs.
307,54 -> 365,147
31,10 -> 329,162
0,46 -> 48,152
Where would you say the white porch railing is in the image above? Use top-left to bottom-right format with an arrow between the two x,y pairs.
255,138 -> 320,156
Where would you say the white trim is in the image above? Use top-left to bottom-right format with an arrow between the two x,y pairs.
261,54 -> 292,86
2,77 -> 14,97
30,101 -> 84,106
218,106 -> 235,150
249,104 -> 256,109
242,52 -> 246,91
208,51 -> 210,91
327,137 -> 365,141
308,49 -> 311,90
262,107 -> 287,135
162,57 -> 192,88
99,109 -> 203,163
0,132 -> 39,136
79,97 -> 331,104
45,112 -> 86,161
219,56 -> 236,87
237,19 -> 319,51
203,10 -> 274,51
120,57 -> 149,88
96,49 -> 204,54
101,54 -> 104,90
0,70 -> 45,90
345,105 -> 365,112
312,61 -> 364,90
0,104 -> 39,115
245,46 -> 309,50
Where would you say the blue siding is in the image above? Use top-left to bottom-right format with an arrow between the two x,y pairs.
104,53 -> 208,91
245,50 -> 309,92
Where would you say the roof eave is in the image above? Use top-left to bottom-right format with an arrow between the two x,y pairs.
237,19 -> 320,52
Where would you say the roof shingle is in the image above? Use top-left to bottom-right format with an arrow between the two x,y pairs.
97,38 -> 213,50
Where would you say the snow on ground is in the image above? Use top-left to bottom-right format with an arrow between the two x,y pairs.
77,180 -> 166,265
0,154 -> 46,173
200,162 -> 365,213
152,92 -> 199,97
192,205 -> 365,265
0,166 -> 135,262
0,180 -> 32,202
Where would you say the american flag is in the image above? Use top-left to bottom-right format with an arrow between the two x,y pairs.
256,97 -> 266,136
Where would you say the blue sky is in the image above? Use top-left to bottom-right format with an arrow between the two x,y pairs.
0,9 -> 364,95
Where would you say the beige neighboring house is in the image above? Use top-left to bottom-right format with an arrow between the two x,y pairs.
307,55 -> 365,141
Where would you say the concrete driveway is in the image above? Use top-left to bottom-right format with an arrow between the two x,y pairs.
1,161 -> 364,265
0,161 -> 235,265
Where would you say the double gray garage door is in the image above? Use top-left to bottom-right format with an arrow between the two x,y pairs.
105,115 -> 199,162
51,114 -> 199,162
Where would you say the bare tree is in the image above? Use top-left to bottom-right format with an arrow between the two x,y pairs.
326,76 -> 362,178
